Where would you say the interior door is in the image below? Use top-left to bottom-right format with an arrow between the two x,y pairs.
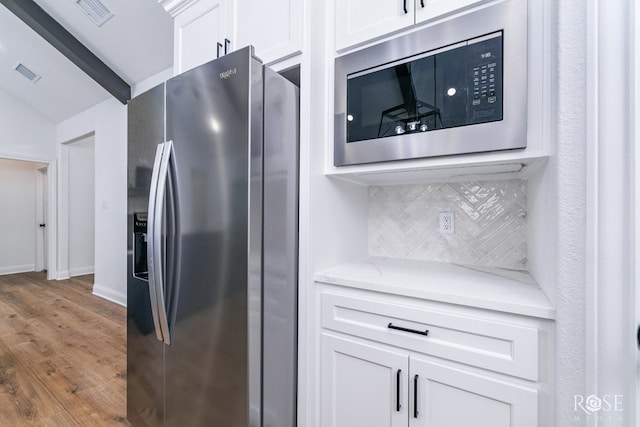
322,333 -> 409,427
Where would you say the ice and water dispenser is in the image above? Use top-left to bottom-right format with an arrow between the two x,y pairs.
133,212 -> 148,281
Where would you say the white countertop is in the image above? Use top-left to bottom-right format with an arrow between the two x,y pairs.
314,257 -> 555,320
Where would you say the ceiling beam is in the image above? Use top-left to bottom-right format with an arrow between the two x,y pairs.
0,0 -> 131,104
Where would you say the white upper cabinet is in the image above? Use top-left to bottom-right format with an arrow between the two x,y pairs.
414,0 -> 486,24
235,0 -> 303,64
335,0 -> 414,52
335,0 -> 485,51
170,0 -> 235,74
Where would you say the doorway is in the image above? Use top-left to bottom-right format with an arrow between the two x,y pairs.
0,158 -> 49,276
59,134 -> 96,278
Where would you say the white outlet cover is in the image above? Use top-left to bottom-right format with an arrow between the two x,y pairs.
439,212 -> 455,234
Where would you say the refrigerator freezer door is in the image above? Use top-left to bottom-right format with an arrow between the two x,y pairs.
127,83 -> 166,427
164,47 -> 260,426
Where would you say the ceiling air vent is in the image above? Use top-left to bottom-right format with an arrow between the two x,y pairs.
13,63 -> 41,84
75,0 -> 114,27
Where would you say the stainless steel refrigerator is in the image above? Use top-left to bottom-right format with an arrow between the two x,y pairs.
126,47 -> 299,427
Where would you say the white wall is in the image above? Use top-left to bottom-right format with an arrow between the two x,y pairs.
0,87 -> 56,161
67,135 -> 95,276
132,66 -> 173,97
57,98 -> 127,306
54,67 -> 176,306
0,159 -> 45,274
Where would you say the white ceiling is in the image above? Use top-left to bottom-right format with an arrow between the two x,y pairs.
0,0 -> 173,124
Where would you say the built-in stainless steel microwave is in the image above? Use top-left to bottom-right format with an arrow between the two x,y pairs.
334,0 -> 527,166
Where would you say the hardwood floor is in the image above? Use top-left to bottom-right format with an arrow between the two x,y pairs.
0,272 -> 127,426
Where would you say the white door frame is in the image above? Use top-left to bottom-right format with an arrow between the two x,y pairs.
634,0 -> 640,420
57,141 -> 70,280
58,133 -> 96,280
35,166 -> 47,272
0,153 -> 57,281
45,161 -> 56,281
586,0 -> 637,424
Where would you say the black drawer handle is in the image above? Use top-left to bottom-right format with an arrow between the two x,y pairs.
414,374 -> 419,418
396,369 -> 402,411
388,323 -> 429,336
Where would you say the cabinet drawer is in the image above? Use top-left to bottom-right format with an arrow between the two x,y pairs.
321,292 -> 538,380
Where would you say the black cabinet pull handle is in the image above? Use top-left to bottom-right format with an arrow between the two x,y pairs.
39,223 -> 46,228
420,0 -> 425,7
224,38 -> 231,54
403,0 -> 408,14
413,374 -> 419,418
217,42 -> 223,58
388,323 -> 429,336
396,369 -> 402,411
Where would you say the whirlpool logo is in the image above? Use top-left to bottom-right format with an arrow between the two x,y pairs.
219,68 -> 237,79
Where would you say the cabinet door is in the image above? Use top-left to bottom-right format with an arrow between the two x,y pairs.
335,0 -> 414,51
174,0 -> 233,74
235,0 -> 302,64
409,357 -> 538,427
415,0 -> 484,24
322,333 -> 408,427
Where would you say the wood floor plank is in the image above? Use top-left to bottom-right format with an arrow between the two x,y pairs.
0,272 -> 127,426
34,410 -> 84,427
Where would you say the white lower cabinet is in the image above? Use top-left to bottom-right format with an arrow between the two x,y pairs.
410,357 -> 537,427
319,285 -> 550,427
322,334 -> 408,427
323,333 -> 537,427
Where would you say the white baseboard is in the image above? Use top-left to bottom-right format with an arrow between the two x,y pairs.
69,266 -> 95,277
57,270 -> 70,280
92,283 -> 127,307
0,264 -> 35,276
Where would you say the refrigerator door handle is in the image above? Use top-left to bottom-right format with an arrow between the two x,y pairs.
146,142 -> 166,343
153,140 -> 176,346
165,141 -> 181,341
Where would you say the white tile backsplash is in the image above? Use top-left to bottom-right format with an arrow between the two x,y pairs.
369,180 -> 528,270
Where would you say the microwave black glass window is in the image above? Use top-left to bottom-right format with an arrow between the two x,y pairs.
346,32 -> 503,143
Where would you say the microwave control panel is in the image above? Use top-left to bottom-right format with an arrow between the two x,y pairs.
467,34 -> 503,124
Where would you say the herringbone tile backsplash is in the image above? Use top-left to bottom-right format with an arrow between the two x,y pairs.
369,180 -> 528,270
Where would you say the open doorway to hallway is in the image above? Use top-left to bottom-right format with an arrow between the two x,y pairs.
63,135 -> 95,278
0,158 -> 48,276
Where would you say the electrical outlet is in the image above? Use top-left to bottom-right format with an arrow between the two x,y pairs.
439,212 -> 455,234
